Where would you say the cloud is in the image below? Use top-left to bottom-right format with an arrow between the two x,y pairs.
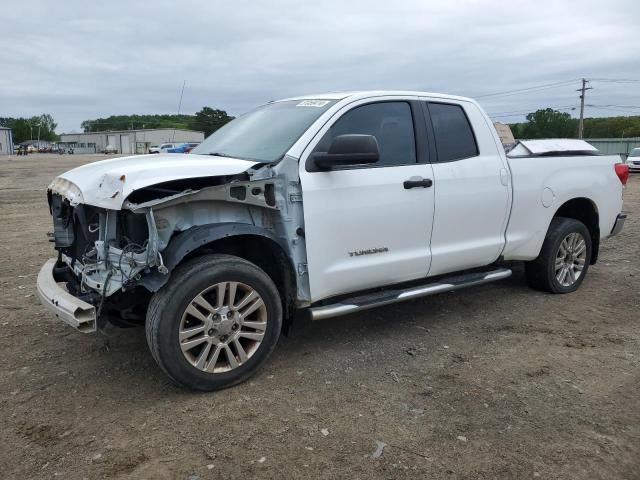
1,0 -> 638,131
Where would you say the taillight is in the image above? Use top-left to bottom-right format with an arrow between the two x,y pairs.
615,163 -> 629,186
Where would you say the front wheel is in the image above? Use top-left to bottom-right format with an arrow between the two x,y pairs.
525,217 -> 592,293
146,254 -> 282,391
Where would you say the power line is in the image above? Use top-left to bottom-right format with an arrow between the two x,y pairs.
488,104 -> 577,114
488,104 -> 640,120
487,105 -> 577,118
476,79 -> 579,99
585,105 -> 640,115
587,104 -> 640,110
476,77 -> 639,102
488,111 -> 534,117
487,106 -> 576,118
589,78 -> 640,83
481,75 -> 640,122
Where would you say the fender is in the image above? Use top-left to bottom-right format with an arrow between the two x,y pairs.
137,222 -> 292,292
550,197 -> 600,264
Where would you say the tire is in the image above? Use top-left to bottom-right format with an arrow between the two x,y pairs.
146,254 -> 282,391
525,217 -> 592,294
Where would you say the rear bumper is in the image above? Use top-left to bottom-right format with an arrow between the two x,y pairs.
37,258 -> 97,333
610,214 -> 627,236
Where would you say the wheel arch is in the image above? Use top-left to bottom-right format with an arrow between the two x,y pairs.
139,223 -> 298,328
552,197 -> 600,264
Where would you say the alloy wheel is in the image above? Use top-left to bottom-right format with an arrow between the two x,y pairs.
555,232 -> 587,287
178,282 -> 267,373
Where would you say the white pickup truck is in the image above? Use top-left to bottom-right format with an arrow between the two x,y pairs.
37,91 -> 628,391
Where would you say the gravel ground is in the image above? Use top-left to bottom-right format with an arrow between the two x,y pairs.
0,154 -> 638,479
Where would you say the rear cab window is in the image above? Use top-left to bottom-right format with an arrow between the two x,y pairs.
427,102 -> 479,162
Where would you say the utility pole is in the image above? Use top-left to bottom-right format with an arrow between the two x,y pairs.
172,80 -> 186,143
577,78 -> 592,139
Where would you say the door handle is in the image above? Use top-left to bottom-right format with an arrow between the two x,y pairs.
403,177 -> 433,189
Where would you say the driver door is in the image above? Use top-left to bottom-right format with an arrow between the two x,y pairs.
299,98 -> 435,302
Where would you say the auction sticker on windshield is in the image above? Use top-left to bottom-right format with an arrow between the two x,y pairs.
296,100 -> 331,107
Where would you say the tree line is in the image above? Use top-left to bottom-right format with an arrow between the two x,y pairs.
509,108 -> 640,139
81,107 -> 234,137
0,115 -> 58,144
0,107 -> 234,145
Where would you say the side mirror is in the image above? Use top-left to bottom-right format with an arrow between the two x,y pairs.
313,134 -> 379,170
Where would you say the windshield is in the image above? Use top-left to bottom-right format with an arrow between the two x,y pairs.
630,149 -> 640,157
191,99 -> 336,162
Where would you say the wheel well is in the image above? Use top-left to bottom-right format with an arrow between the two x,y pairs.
182,234 -> 297,330
554,198 -> 600,264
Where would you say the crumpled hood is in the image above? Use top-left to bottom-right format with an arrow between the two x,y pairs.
49,153 -> 259,210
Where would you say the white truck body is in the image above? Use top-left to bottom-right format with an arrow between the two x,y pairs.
37,90 -> 628,389
46,91 -> 625,301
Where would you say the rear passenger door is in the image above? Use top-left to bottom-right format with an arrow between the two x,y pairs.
422,100 -> 511,276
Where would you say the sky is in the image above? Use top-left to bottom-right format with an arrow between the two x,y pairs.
1,0 -> 639,133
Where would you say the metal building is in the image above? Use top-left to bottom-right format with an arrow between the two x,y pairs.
0,127 -> 14,154
59,128 -> 205,154
585,138 -> 640,160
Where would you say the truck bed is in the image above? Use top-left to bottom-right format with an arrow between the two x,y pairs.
503,147 -> 623,261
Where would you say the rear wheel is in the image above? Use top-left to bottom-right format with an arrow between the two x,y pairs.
525,217 -> 592,293
146,254 -> 282,391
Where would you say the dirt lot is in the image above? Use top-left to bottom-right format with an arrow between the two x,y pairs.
0,153 -> 638,479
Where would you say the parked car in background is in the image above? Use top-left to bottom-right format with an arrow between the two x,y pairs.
627,148 -> 640,172
149,143 -> 178,154
102,145 -> 117,154
167,142 -> 200,153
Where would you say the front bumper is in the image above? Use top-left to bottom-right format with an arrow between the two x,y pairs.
610,213 -> 627,236
37,258 -> 97,333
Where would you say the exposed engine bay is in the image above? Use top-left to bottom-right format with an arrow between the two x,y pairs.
48,191 -> 164,323
46,157 -> 309,326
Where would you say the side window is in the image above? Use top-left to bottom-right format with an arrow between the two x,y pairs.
314,102 -> 416,167
428,103 -> 478,162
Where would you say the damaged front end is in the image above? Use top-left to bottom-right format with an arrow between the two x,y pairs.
44,190 -> 166,329
39,155 -> 309,332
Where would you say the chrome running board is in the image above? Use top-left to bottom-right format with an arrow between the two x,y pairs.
309,268 -> 512,321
